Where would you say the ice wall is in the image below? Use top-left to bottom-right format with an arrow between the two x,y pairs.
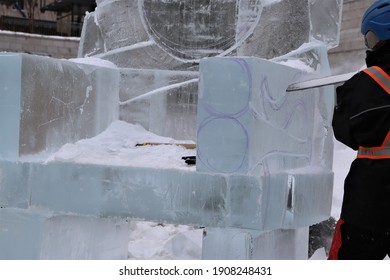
78,0 -> 343,141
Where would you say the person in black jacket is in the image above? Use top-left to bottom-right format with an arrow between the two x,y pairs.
328,0 -> 390,260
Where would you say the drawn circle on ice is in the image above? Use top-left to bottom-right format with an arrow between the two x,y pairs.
197,117 -> 248,173
202,58 -> 252,116
139,0 -> 262,61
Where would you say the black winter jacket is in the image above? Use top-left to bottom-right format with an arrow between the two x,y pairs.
332,44 -> 390,232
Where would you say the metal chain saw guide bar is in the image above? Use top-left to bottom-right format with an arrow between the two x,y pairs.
286,71 -> 357,92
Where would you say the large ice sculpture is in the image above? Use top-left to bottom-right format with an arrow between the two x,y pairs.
0,0 -> 343,260
78,0 -> 343,141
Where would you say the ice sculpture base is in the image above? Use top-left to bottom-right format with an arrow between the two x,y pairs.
0,159 -> 332,259
0,160 -> 332,231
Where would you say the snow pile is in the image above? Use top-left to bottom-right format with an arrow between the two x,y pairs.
45,120 -> 196,171
128,221 -> 203,260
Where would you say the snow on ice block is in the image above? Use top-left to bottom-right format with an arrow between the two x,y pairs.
0,53 -> 119,160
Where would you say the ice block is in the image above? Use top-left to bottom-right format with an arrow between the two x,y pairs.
40,215 -> 129,259
0,53 -> 119,160
0,208 -> 48,260
197,57 -> 314,174
202,226 -> 309,260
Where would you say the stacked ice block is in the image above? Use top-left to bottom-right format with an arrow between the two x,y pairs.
0,0 -> 343,259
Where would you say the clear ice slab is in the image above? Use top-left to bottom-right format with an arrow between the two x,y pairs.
0,53 -> 119,160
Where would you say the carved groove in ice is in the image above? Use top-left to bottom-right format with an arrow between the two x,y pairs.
139,0 -> 262,60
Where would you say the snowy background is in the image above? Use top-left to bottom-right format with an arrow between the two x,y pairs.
40,119 -> 355,260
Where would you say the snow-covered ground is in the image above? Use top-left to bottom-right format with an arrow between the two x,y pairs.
43,120 -> 356,260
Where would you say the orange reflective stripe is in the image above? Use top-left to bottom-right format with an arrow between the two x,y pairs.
357,67 -> 390,159
362,66 -> 390,94
358,130 -> 390,159
357,153 -> 390,159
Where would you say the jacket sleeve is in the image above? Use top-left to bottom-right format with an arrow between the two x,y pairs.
332,76 -> 360,150
332,71 -> 390,149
